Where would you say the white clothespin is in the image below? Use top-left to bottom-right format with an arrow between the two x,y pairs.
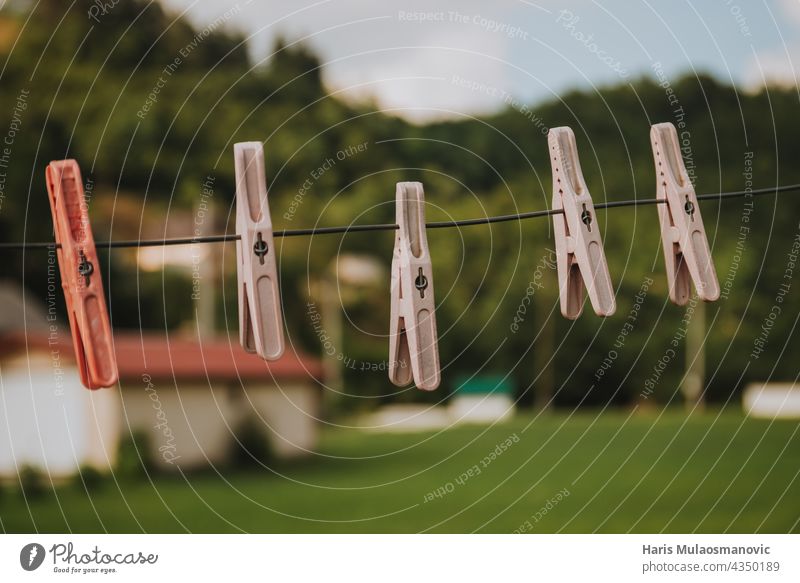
650,122 -> 720,305
234,141 -> 285,360
389,182 -> 440,391
549,126 -> 616,319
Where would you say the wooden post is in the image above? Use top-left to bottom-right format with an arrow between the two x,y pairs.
683,298 -> 706,410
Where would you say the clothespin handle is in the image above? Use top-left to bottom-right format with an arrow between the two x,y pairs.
651,123 -> 719,305
46,160 -> 118,389
234,142 -> 284,360
389,182 -> 440,391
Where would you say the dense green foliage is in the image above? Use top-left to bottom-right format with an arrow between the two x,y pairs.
1,0 -> 798,407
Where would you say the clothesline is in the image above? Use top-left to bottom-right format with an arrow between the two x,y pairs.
0,182 -> 797,251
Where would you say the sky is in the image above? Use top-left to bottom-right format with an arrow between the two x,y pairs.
160,0 -> 800,120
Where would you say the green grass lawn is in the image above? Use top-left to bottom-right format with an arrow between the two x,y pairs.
1,409 -> 799,533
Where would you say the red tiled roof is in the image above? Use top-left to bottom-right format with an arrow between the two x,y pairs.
0,331 -> 323,383
113,333 -> 323,382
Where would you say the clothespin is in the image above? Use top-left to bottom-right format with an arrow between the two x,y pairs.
234,141 -> 285,360
650,122 -> 720,305
45,160 -> 118,389
388,182 -> 440,391
549,126 -> 616,319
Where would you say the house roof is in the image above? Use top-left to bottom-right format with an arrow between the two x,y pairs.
113,333 -> 323,382
0,331 -> 323,383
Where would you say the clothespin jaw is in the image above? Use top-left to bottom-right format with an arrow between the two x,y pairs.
650,123 -> 720,305
549,127 -> 616,319
389,182 -> 440,391
45,160 -> 118,389
234,142 -> 285,360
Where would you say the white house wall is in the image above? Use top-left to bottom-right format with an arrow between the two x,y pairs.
119,380 -> 241,471
0,354 -> 120,480
245,384 -> 320,459
120,381 -> 320,470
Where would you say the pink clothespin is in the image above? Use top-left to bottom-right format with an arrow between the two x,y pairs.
388,182 -> 440,391
650,123 -> 720,305
234,141 -> 285,360
549,126 -> 616,319
46,160 -> 118,389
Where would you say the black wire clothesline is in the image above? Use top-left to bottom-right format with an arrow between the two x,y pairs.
0,183 -> 797,251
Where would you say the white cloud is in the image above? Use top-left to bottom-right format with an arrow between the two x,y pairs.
743,46 -> 800,90
162,0 -> 524,120
778,0 -> 800,26
740,0 -> 800,90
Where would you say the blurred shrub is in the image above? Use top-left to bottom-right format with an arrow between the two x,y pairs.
116,430 -> 155,479
229,417 -> 273,468
74,465 -> 108,492
17,465 -> 47,499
